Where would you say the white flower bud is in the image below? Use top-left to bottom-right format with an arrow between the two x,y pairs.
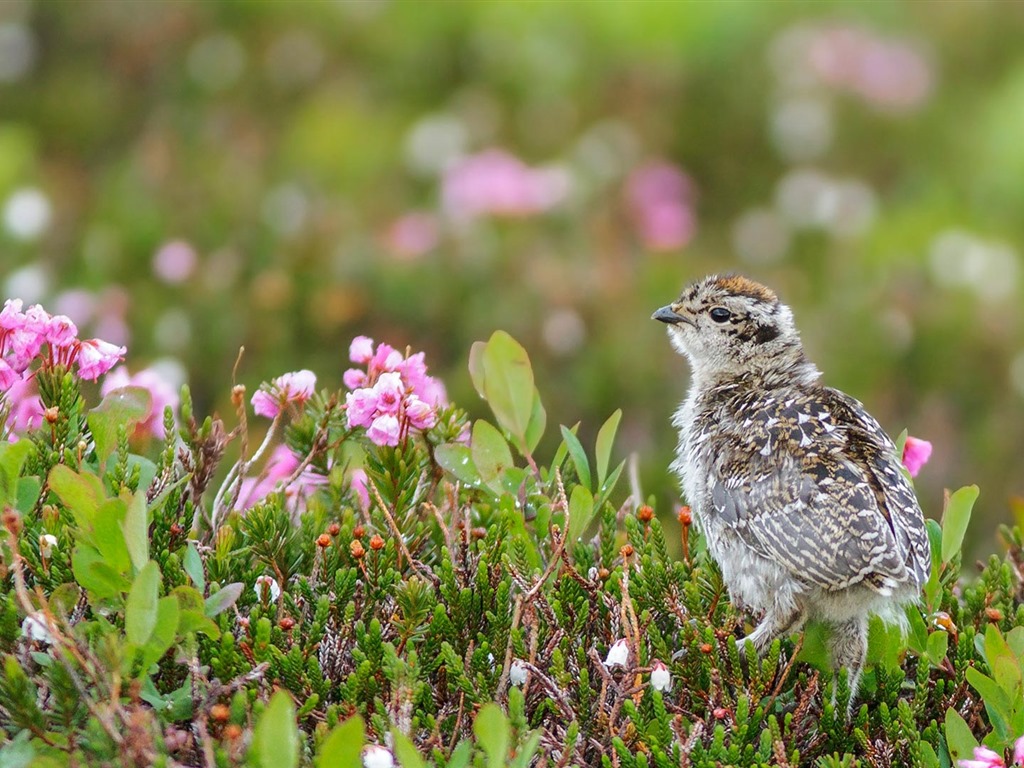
587,566 -> 598,580
650,660 -> 671,692
254,575 -> 280,602
39,533 -> 57,559
603,638 -> 629,669
22,612 -> 53,644
509,658 -> 528,686
362,744 -> 395,768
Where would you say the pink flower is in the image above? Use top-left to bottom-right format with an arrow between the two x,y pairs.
369,343 -> 403,376
0,359 -> 19,391
251,369 -> 317,419
45,314 -> 78,347
372,372 -> 405,415
1013,736 -> 1024,766
959,745 -> 1006,768
75,339 -> 125,381
442,149 -> 569,220
345,388 -> 379,429
902,436 -> 932,478
350,468 -> 370,511
0,299 -> 23,329
237,444 -> 326,517
349,336 -> 375,365
405,396 -> 437,430
3,376 -> 44,437
101,366 -> 179,439
367,414 -> 401,447
343,368 -> 367,390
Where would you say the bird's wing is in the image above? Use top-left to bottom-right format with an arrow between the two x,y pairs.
710,388 -> 930,593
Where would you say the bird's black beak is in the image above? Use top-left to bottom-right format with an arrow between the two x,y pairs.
652,305 -> 688,325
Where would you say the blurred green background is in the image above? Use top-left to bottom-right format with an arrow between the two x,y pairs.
1,1 -> 1022,551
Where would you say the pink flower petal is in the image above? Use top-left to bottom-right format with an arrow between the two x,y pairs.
901,435 -> 932,477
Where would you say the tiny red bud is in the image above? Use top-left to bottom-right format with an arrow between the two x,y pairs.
44,406 -> 59,424
985,607 -> 1003,622
210,704 -> 230,722
637,505 -> 654,523
169,523 -> 184,537
620,544 -> 634,559
598,567 -> 610,580
224,723 -> 243,740
700,643 -> 713,654
471,526 -> 487,540
278,617 -> 295,631
369,534 -> 385,551
353,525 -> 365,539
316,534 -> 332,548
713,707 -> 729,720
677,506 -> 692,526
328,522 -> 341,536
2,510 -> 21,535
350,540 -> 366,559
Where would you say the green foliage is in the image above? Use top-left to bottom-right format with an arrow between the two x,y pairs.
0,332 -> 1022,767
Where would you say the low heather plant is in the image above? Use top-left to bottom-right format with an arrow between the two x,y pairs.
0,303 -> 1022,768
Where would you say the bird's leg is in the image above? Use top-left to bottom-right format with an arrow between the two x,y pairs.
737,606 -> 805,656
827,616 -> 868,717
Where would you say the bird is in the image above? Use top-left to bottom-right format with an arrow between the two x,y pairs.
653,273 -> 930,705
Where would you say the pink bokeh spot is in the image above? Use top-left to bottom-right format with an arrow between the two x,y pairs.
442,149 -> 569,221
625,161 -> 697,252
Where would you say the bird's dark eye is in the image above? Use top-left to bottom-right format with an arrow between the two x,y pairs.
709,307 -> 732,323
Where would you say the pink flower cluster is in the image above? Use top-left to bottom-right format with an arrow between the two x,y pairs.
252,369 -> 317,419
0,298 -> 125,394
344,336 -> 445,447
625,162 -> 697,252
442,149 -> 569,221
901,435 -> 932,478
101,366 -> 180,440
958,737 -> 1024,768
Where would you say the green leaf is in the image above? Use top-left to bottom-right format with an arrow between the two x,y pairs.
471,420 -> 514,495
941,485 -> 979,562
121,491 -> 149,573
559,424 -> 592,492
446,741 -> 473,768
48,465 -> 106,532
72,545 -> 128,599
391,730 -> 424,768
966,668 -> 1012,739
178,610 -> 221,639
204,583 -> 243,617
522,388 -> 546,454
183,542 -> 205,593
594,409 -> 622,489
473,702 -> 509,768
567,486 -> 595,548
316,714 -> 364,768
140,596 -> 180,670
943,708 -> 978,764
253,691 -> 299,768
140,676 -> 193,722
93,499 -> 131,575
481,331 -> 534,439
87,385 -> 151,467
0,440 -> 32,507
926,628 -> 949,664
434,443 -> 481,486
125,561 -> 160,646
468,341 -> 487,400
15,476 -> 40,514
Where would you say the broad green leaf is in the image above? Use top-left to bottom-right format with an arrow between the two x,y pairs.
594,409 -> 622,488
93,499 -> 131,575
316,714 -> 364,768
1007,626 -> 1024,658
72,545 -> 128,599
926,629 -> 949,664
183,542 -> 205,593
595,460 -> 625,510
170,585 -> 205,613
178,610 -> 220,639
481,331 -> 534,439
0,440 -> 32,506
121,491 -> 148,573
204,583 -> 243,617
434,443 -> 481,486
391,731 -> 425,768
15,476 -> 40,514
48,465 -> 105,532
941,485 -> 979,563
253,691 -> 299,768
559,424 -> 592,492
473,703 -> 509,768
522,388 -> 546,454
865,615 -> 903,672
125,561 -> 160,646
140,596 -> 179,670
471,420 -> 514,494
919,742 -> 939,768
509,730 -> 542,768
87,385 -> 151,466
923,518 -> 943,610
567,486 -> 595,550
944,708 -> 978,764
468,341 -> 487,400
966,668 -> 1012,739
445,741 -> 472,768
141,676 -> 193,722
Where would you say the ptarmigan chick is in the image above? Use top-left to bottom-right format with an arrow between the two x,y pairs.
654,274 -> 930,703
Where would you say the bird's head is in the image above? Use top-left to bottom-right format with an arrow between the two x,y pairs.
653,274 -> 808,381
